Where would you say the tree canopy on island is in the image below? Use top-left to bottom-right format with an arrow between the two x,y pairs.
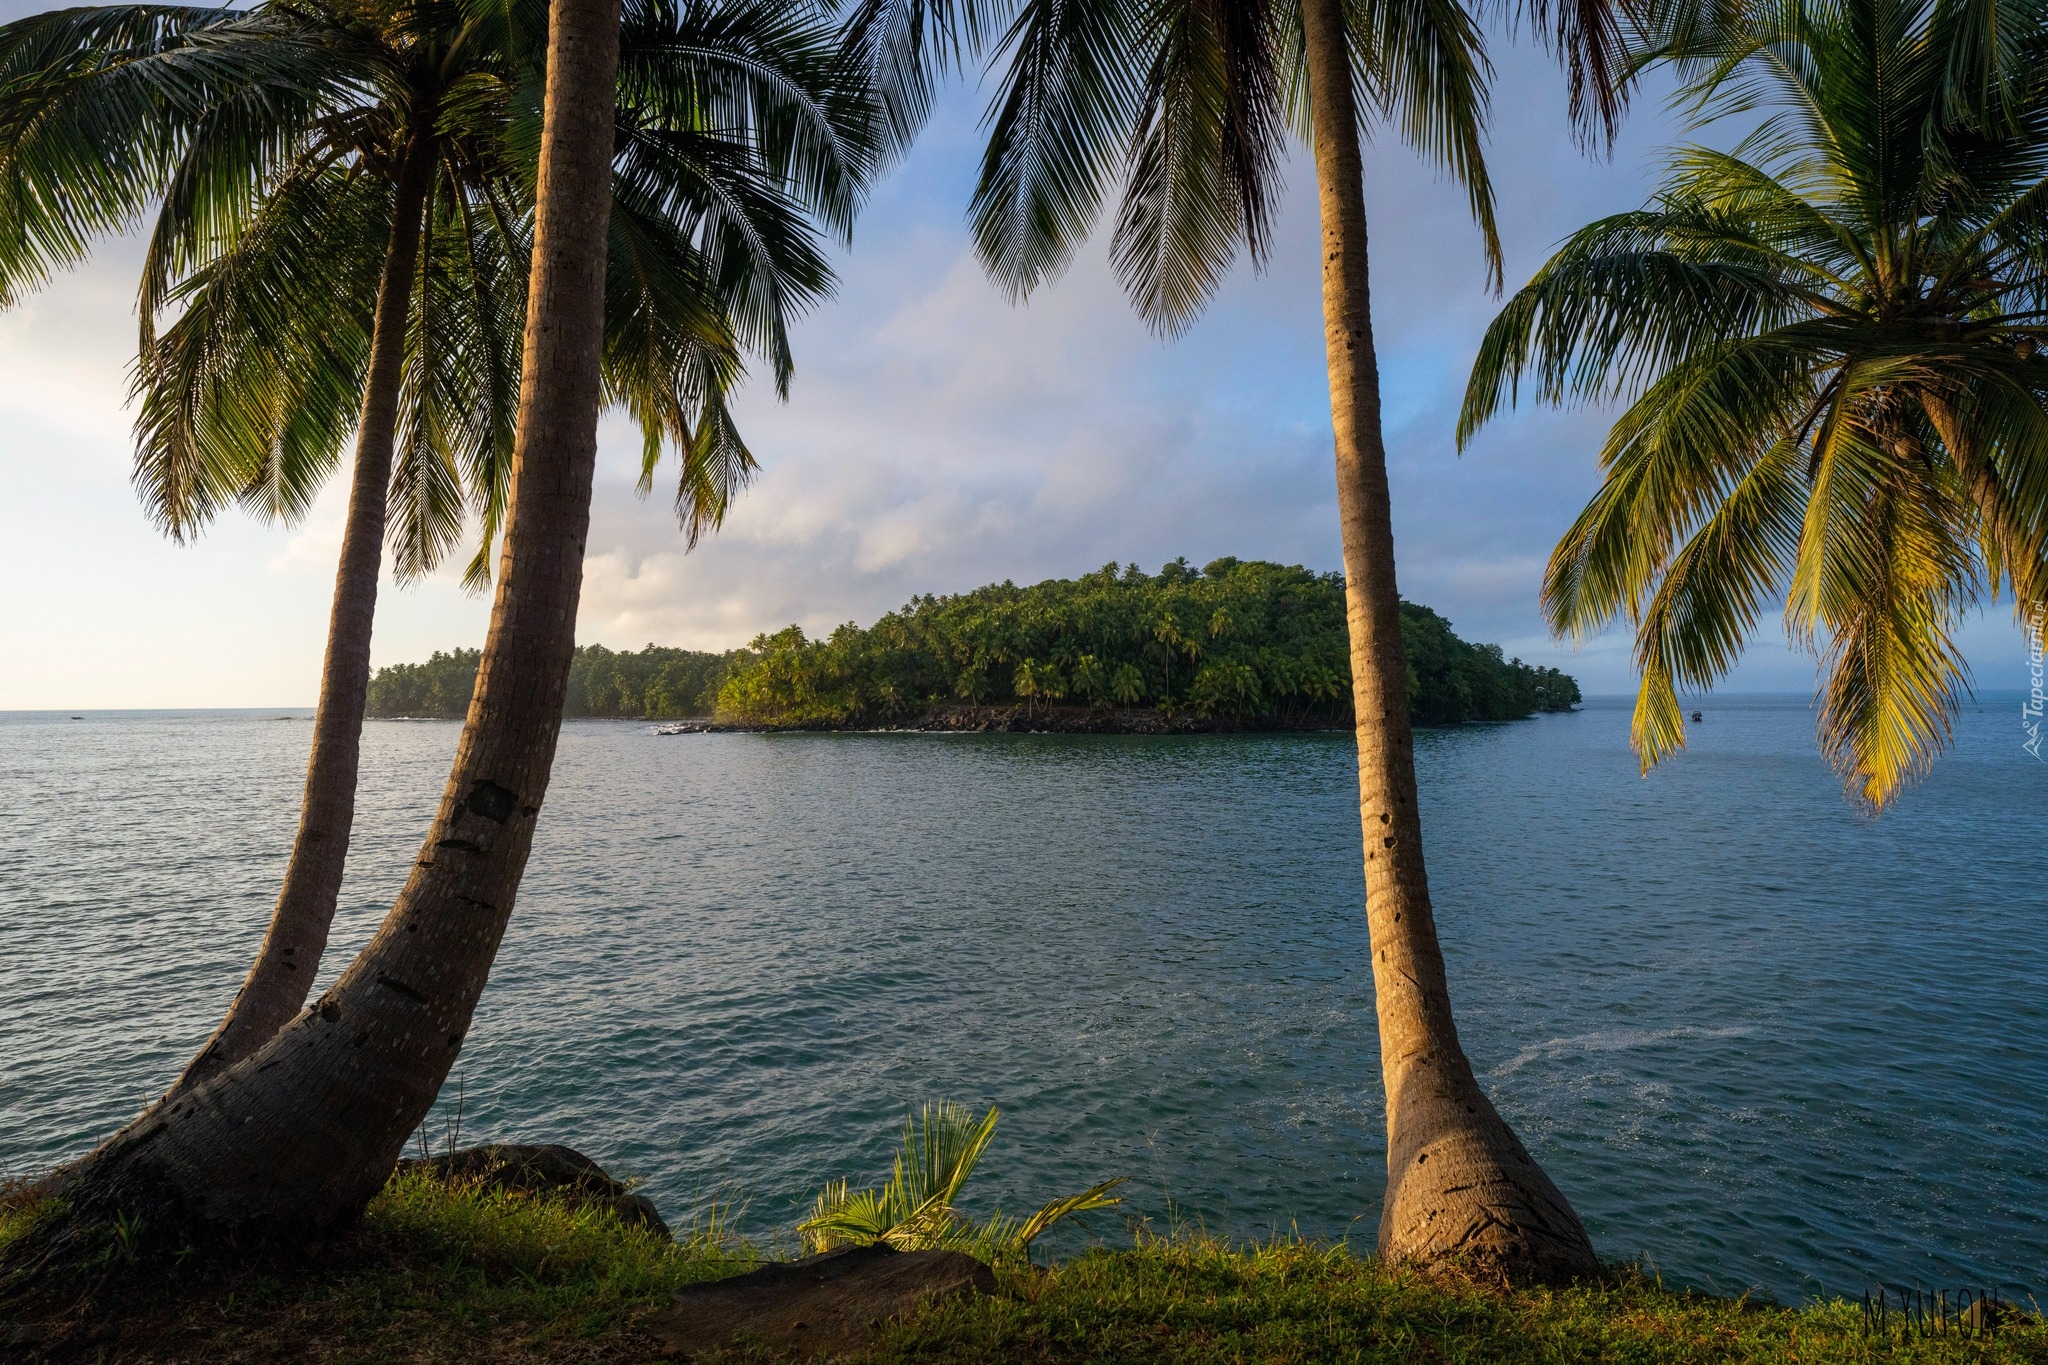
368,559 -> 1579,726
368,643 -> 733,721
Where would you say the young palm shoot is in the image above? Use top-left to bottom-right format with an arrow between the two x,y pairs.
800,1102 -> 1124,1261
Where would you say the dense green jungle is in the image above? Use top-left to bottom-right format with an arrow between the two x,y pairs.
367,559 -> 1580,728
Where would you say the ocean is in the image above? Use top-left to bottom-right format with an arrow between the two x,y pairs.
1,695 -> 2042,1301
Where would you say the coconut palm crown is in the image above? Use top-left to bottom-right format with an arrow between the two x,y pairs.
0,0 -> 862,576
1460,0 -> 2048,808
859,0 -> 1506,329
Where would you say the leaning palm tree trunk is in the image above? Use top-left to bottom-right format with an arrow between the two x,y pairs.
169,138 -> 438,1094
50,0 -> 622,1234
1298,0 -> 1596,1282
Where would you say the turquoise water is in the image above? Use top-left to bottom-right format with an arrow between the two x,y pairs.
1,697 -> 2043,1301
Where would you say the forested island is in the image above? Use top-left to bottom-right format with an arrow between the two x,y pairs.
368,559 -> 1578,729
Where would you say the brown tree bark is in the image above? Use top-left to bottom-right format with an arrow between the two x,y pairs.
168,136 -> 438,1095
51,0 -> 622,1235
1298,0 -> 1598,1283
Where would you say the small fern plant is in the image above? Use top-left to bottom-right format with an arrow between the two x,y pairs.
798,1102 -> 1123,1261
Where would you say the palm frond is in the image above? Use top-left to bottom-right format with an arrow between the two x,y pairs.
1489,0 -> 1642,146
1476,0 -> 2047,808
1460,202 -> 1829,442
1003,1177 -> 1128,1249
1625,435 -> 1808,766
1800,422 -> 1979,805
969,0 -> 1143,300
798,1102 -> 1122,1259
1349,0 -> 1502,283
0,4 -> 337,306
130,154 -> 379,538
833,0 -> 1012,159
1108,0 -> 1290,332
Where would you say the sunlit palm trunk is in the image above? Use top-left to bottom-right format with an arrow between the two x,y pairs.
63,0 -> 621,1231
169,139 -> 437,1094
1298,0 -> 1596,1282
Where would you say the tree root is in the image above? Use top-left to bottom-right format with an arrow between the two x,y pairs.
1378,1074 -> 1600,1287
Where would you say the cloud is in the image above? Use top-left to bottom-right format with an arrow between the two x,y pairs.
0,33 -> 2029,705
570,43 -> 1665,680
0,243 -> 144,453
574,222 -> 1340,650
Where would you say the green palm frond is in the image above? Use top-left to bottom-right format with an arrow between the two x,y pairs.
671,391 -> 759,547
1471,0 -> 2048,807
833,0 -> 1010,160
606,165 -> 756,545
961,0 -> 1503,324
390,183 -> 471,583
800,1178 -> 902,1246
1493,0 -> 1646,146
622,0 -> 875,238
0,4 -> 338,307
442,179 -> 525,589
4,0 -> 869,585
1349,0 -> 1502,283
1624,435 -> 1808,765
897,1100 -> 1000,1214
1460,206 -> 1828,438
1793,404 -> 1980,803
1110,0 -> 1291,332
798,1102 -> 1124,1260
970,0 -> 1142,301
1540,333 -> 1821,641
997,1177 -> 1129,1250
130,153 -> 379,538
1929,370 -> 2048,607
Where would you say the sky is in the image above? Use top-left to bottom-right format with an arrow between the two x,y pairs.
0,13 -> 2033,708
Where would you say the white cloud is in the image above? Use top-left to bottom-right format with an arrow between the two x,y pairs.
1,39 -> 2034,706
266,485 -> 352,577
572,217 -> 1343,650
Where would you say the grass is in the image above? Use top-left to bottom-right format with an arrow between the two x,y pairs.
3,1173 -> 2042,1363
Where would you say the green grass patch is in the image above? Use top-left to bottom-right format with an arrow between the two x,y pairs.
869,1239 -> 2047,1365
0,1180 -> 62,1261
6,1175 -> 2043,1363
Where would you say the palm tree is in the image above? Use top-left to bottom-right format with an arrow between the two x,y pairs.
0,0 -> 506,1092
0,0 -> 849,1091
844,0 -> 1650,1278
1461,0 -> 2048,809
1072,651 -> 1107,702
12,0 -> 872,1245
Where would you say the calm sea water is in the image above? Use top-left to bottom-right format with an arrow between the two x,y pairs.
1,697 -> 2043,1301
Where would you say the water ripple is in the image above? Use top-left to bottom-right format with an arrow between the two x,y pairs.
0,698 -> 2042,1301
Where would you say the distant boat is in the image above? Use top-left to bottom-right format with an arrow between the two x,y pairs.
1691,710 -> 1703,722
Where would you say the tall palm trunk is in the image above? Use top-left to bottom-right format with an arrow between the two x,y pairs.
55,0 -> 621,1234
1298,0 -> 1597,1282
169,137 -> 438,1095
